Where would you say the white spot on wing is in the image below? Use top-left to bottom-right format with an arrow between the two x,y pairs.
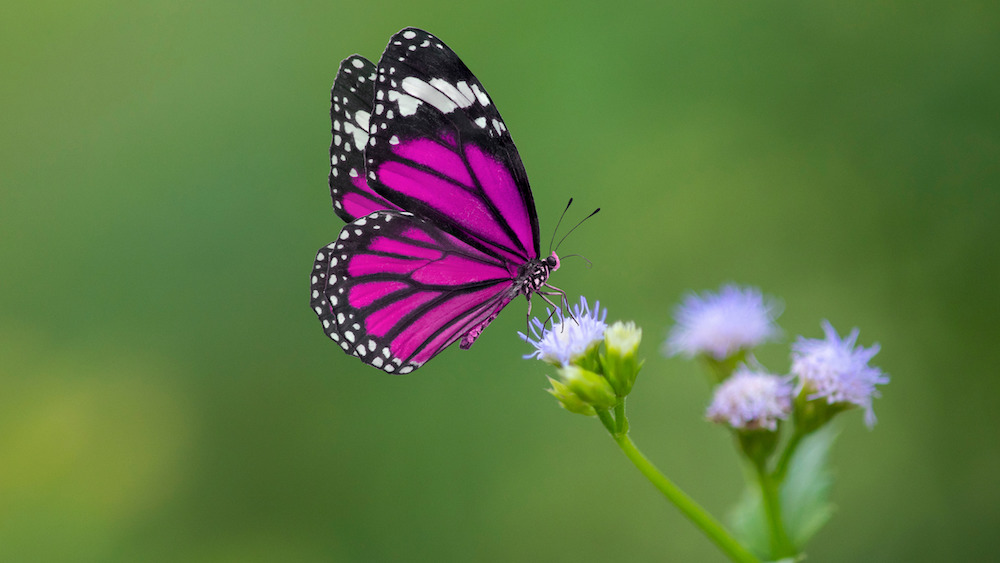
471,84 -> 490,106
387,90 -> 422,116
342,109 -> 370,152
351,58 -> 364,69
429,78 -> 474,109
355,110 -> 369,129
401,77 -> 457,114
474,117 -> 487,128
456,81 -> 475,105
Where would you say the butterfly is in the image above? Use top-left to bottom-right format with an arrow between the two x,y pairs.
310,28 -> 564,374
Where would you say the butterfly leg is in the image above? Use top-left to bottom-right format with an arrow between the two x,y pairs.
523,293 -> 560,335
538,283 -> 573,327
534,291 -> 571,332
541,282 -> 570,311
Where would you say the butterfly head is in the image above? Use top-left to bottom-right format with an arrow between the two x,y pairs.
546,251 -> 560,272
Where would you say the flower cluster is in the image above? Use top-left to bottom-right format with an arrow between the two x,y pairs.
521,297 -> 643,416
517,284 -> 890,562
659,285 -> 890,557
664,285 -> 888,433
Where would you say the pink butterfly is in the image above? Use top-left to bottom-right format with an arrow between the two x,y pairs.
311,28 -> 563,374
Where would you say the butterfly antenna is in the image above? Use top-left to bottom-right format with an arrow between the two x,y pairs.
558,254 -> 593,269
553,208 -> 600,254
548,198 -> 574,255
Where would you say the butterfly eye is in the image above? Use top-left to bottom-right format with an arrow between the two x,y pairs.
546,253 -> 560,271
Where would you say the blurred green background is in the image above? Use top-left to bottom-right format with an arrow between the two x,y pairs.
3,0 -> 998,561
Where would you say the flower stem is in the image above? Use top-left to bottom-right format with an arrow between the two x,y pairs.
596,408 -> 616,434
772,429 -> 803,482
614,401 -> 627,434
611,432 -> 760,563
754,460 -> 797,558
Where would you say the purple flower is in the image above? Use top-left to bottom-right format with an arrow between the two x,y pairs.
665,285 -> 782,360
706,366 -> 793,431
791,321 -> 889,428
521,297 -> 608,366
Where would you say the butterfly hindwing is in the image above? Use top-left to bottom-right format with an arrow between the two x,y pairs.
329,55 -> 400,221
314,210 -> 520,373
364,28 -> 540,265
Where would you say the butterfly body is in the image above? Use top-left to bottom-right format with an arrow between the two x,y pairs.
311,28 -> 557,374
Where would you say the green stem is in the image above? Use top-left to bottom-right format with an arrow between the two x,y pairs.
773,430 -> 803,482
755,460 -> 796,558
614,401 -> 627,434
596,408 -> 616,434
612,432 -> 760,563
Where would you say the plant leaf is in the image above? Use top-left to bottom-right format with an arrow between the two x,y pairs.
780,425 -> 838,546
728,466 -> 770,558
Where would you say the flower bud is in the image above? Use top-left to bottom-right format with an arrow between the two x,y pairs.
546,377 -> 596,416
556,365 -> 617,410
602,321 -> 643,396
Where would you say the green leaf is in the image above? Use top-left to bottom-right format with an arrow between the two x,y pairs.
728,468 -> 770,558
729,425 -> 839,559
780,425 -> 838,547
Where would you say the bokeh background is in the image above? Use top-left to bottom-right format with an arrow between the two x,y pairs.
3,1 -> 998,561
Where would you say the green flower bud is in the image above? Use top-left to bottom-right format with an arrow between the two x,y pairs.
606,321 -> 642,355
557,365 -> 617,410
546,377 -> 596,416
602,321 -> 643,396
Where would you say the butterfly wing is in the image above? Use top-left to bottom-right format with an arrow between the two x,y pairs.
311,210 -> 519,373
329,55 -> 400,221
364,28 -> 540,264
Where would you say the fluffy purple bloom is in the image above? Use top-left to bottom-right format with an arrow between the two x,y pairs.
665,285 -> 781,360
521,297 -> 607,366
706,366 -> 793,431
791,321 -> 889,428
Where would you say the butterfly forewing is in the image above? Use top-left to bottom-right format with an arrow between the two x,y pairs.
330,55 -> 400,221
365,28 -> 540,264
314,210 -> 519,373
